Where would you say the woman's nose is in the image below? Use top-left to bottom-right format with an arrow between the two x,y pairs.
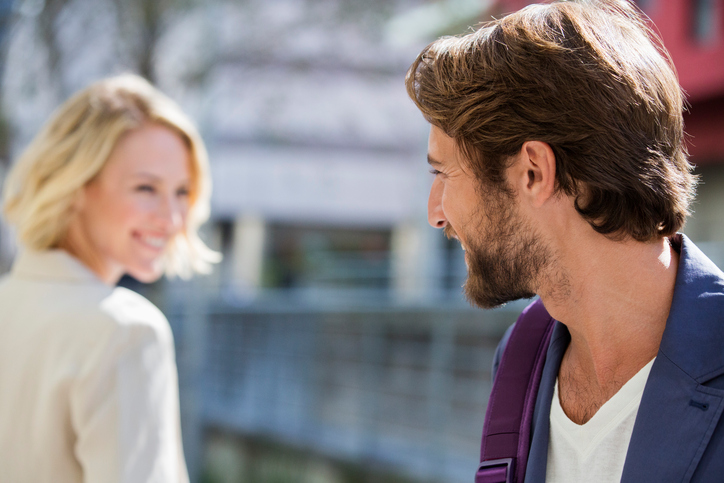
157,196 -> 185,232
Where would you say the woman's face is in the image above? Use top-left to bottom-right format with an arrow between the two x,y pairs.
66,123 -> 192,284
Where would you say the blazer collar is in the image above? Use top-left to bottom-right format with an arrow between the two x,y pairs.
658,234 -> 724,382
622,234 -> 724,482
11,249 -> 106,285
525,234 -> 724,483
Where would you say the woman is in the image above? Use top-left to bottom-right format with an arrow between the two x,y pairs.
0,74 -> 219,482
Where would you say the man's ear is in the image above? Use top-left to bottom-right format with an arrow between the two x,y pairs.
510,141 -> 556,208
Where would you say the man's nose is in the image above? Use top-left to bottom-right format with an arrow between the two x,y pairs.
427,177 -> 447,229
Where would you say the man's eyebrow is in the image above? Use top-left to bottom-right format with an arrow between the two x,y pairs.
427,154 -> 442,166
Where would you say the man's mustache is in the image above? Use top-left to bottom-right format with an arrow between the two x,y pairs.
444,225 -> 458,241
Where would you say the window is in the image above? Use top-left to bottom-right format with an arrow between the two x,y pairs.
693,0 -> 719,43
633,0 -> 654,12
264,225 -> 391,291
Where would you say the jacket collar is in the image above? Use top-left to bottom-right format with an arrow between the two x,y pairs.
658,234 -> 724,382
622,234 -> 724,482
525,234 -> 724,482
11,249 -> 107,286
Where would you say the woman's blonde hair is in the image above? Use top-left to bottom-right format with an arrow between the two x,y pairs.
3,74 -> 220,278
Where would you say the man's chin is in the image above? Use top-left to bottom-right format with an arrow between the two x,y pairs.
463,276 -> 535,309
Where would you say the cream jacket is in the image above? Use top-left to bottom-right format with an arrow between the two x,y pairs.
0,249 -> 189,483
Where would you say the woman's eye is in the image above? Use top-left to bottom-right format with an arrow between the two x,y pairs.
136,184 -> 156,193
176,187 -> 190,198
429,168 -> 442,176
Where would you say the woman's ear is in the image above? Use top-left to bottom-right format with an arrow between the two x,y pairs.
71,187 -> 87,213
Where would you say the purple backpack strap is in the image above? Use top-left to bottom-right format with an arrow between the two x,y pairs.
475,299 -> 555,483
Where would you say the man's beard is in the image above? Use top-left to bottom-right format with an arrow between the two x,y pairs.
447,190 -> 551,309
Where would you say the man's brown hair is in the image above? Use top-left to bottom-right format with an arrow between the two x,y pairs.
406,0 -> 696,241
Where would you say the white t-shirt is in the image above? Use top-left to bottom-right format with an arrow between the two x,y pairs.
545,358 -> 655,483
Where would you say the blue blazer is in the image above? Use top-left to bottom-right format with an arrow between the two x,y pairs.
493,235 -> 724,482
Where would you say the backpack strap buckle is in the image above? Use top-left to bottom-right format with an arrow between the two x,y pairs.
475,458 -> 514,483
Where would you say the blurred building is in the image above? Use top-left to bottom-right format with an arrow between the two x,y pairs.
194,0 -> 489,305
167,2 -> 724,481
199,0 -> 724,294
0,1 -> 498,482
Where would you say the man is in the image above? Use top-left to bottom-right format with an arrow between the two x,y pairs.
406,1 -> 724,482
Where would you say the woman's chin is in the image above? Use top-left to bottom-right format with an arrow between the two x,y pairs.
126,265 -> 164,284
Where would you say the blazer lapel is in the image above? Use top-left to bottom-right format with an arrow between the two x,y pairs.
622,235 -> 724,482
621,355 -> 724,482
518,235 -> 724,482
524,322 -> 569,483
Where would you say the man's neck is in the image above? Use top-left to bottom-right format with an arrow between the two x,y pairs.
539,234 -> 679,424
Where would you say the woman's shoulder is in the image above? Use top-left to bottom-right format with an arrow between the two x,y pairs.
1,270 -> 171,343
85,287 -> 176,367
3,274 -> 167,331
67,287 -> 176,376
103,287 -> 168,326
0,270 -> 176,379
100,287 -> 174,343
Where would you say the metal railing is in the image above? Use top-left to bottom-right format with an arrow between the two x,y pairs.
167,286 -> 531,483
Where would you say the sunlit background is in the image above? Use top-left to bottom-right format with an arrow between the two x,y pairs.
0,1 -> 722,482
